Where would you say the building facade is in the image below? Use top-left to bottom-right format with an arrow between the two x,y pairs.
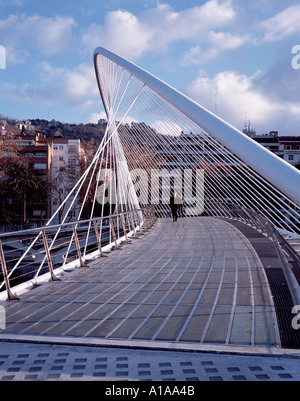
42,137 -> 82,224
279,136 -> 300,168
243,126 -> 300,170
0,132 -> 82,228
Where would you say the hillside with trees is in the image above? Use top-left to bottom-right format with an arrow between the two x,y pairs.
1,115 -> 107,141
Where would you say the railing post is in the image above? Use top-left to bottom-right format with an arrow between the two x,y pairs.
129,212 -> 137,239
93,220 -> 107,257
120,214 -> 129,244
149,207 -> 155,226
41,230 -> 60,282
143,210 -> 149,230
146,209 -> 150,228
0,240 -> 19,301
153,207 -> 157,223
109,217 -> 121,250
149,208 -> 153,226
72,224 -> 84,267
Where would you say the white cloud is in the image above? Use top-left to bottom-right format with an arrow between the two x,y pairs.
82,99 -> 101,110
182,31 -> 248,66
88,111 -> 107,124
4,45 -> 29,65
142,0 -> 236,52
83,10 -> 152,60
184,69 -> 300,134
3,62 -> 98,105
83,0 -> 236,60
262,4 -> 300,42
0,14 -> 77,62
64,63 -> 98,100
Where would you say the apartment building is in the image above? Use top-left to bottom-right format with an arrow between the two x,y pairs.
1,132 -> 82,226
279,136 -> 300,168
243,126 -> 300,169
36,136 -> 82,224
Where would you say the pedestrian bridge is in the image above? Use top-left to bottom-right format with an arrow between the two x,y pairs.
0,48 -> 300,380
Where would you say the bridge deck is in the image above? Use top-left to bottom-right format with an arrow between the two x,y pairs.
0,217 -> 281,349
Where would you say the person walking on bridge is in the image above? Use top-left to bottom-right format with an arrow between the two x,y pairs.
170,193 -> 178,222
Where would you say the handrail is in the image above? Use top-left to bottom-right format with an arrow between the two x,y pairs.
0,207 -> 152,239
0,206 -> 157,301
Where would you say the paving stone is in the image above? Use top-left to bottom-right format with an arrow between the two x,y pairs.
0,340 -> 298,381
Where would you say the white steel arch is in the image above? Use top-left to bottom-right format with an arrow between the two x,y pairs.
94,47 -> 300,207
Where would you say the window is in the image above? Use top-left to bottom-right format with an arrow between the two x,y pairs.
34,163 -> 47,170
33,210 -> 42,217
68,145 -> 77,154
35,152 -> 47,158
59,145 -> 64,150
20,140 -> 34,146
33,210 -> 45,217
59,156 -> 64,162
68,157 -> 77,165
289,155 -> 294,161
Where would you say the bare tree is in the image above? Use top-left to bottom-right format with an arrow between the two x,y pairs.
0,135 -> 50,227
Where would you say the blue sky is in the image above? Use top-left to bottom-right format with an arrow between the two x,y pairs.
1,0 -> 300,135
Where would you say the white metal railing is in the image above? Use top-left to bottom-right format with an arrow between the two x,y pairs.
0,207 -> 156,301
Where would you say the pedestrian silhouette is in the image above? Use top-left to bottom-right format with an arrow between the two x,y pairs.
170,194 -> 178,222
